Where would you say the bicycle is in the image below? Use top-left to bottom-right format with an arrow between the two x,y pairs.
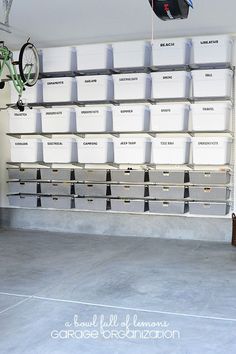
0,39 -> 40,111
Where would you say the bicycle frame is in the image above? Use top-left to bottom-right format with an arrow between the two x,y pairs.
0,45 -> 24,97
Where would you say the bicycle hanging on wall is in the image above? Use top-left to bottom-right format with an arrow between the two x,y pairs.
0,38 -> 39,111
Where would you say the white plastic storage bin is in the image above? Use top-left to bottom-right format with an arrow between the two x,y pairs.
10,139 -> 43,163
8,109 -> 41,133
10,80 -> 42,104
112,105 -> 149,132
151,137 -> 191,165
42,46 -> 76,72
192,137 -> 232,165
77,138 -> 113,163
151,71 -> 191,99
151,38 -> 191,66
113,73 -> 151,100
192,69 -> 233,98
43,139 -> 77,163
76,107 -> 112,132
191,102 -> 232,131
113,138 -> 151,164
150,104 -> 189,132
41,107 -> 76,133
112,41 -> 151,69
76,75 -> 113,101
192,35 -> 233,65
42,77 -> 76,102
76,44 -> 113,71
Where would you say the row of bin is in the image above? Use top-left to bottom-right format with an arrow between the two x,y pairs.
10,69 -> 234,104
7,168 -> 231,184
7,182 -> 231,201
9,136 -> 233,165
36,35 -> 233,72
7,195 -> 229,216
8,102 -> 232,134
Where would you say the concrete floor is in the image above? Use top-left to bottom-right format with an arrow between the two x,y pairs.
0,229 -> 236,354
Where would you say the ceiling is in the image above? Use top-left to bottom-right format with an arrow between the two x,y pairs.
1,0 -> 236,49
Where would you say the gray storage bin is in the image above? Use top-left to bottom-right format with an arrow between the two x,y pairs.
189,202 -> 228,216
40,168 -> 72,181
110,185 -> 145,198
74,169 -> 107,182
149,201 -> 186,214
74,198 -> 107,211
149,185 -> 186,199
40,182 -> 72,195
8,182 -> 38,194
149,170 -> 186,184
41,196 -> 72,209
8,168 -> 38,180
189,186 -> 230,201
110,199 -> 145,212
75,184 -> 107,197
8,195 -> 38,208
111,170 -> 145,183
189,171 -> 231,185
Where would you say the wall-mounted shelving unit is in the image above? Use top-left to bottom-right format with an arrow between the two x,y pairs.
5,62 -> 235,218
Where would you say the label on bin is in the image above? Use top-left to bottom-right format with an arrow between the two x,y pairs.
200,40 -> 219,45
47,81 -> 64,86
198,141 -> 218,145
45,111 -> 63,116
13,112 -> 28,117
81,110 -> 100,115
202,107 -> 214,111
120,141 -> 137,146
160,42 -> 175,47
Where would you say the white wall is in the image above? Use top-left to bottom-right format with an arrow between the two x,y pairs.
0,73 -> 10,208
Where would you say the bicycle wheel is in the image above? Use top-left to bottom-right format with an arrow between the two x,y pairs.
19,42 -> 40,87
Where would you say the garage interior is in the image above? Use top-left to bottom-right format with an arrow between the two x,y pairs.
0,1 -> 236,353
